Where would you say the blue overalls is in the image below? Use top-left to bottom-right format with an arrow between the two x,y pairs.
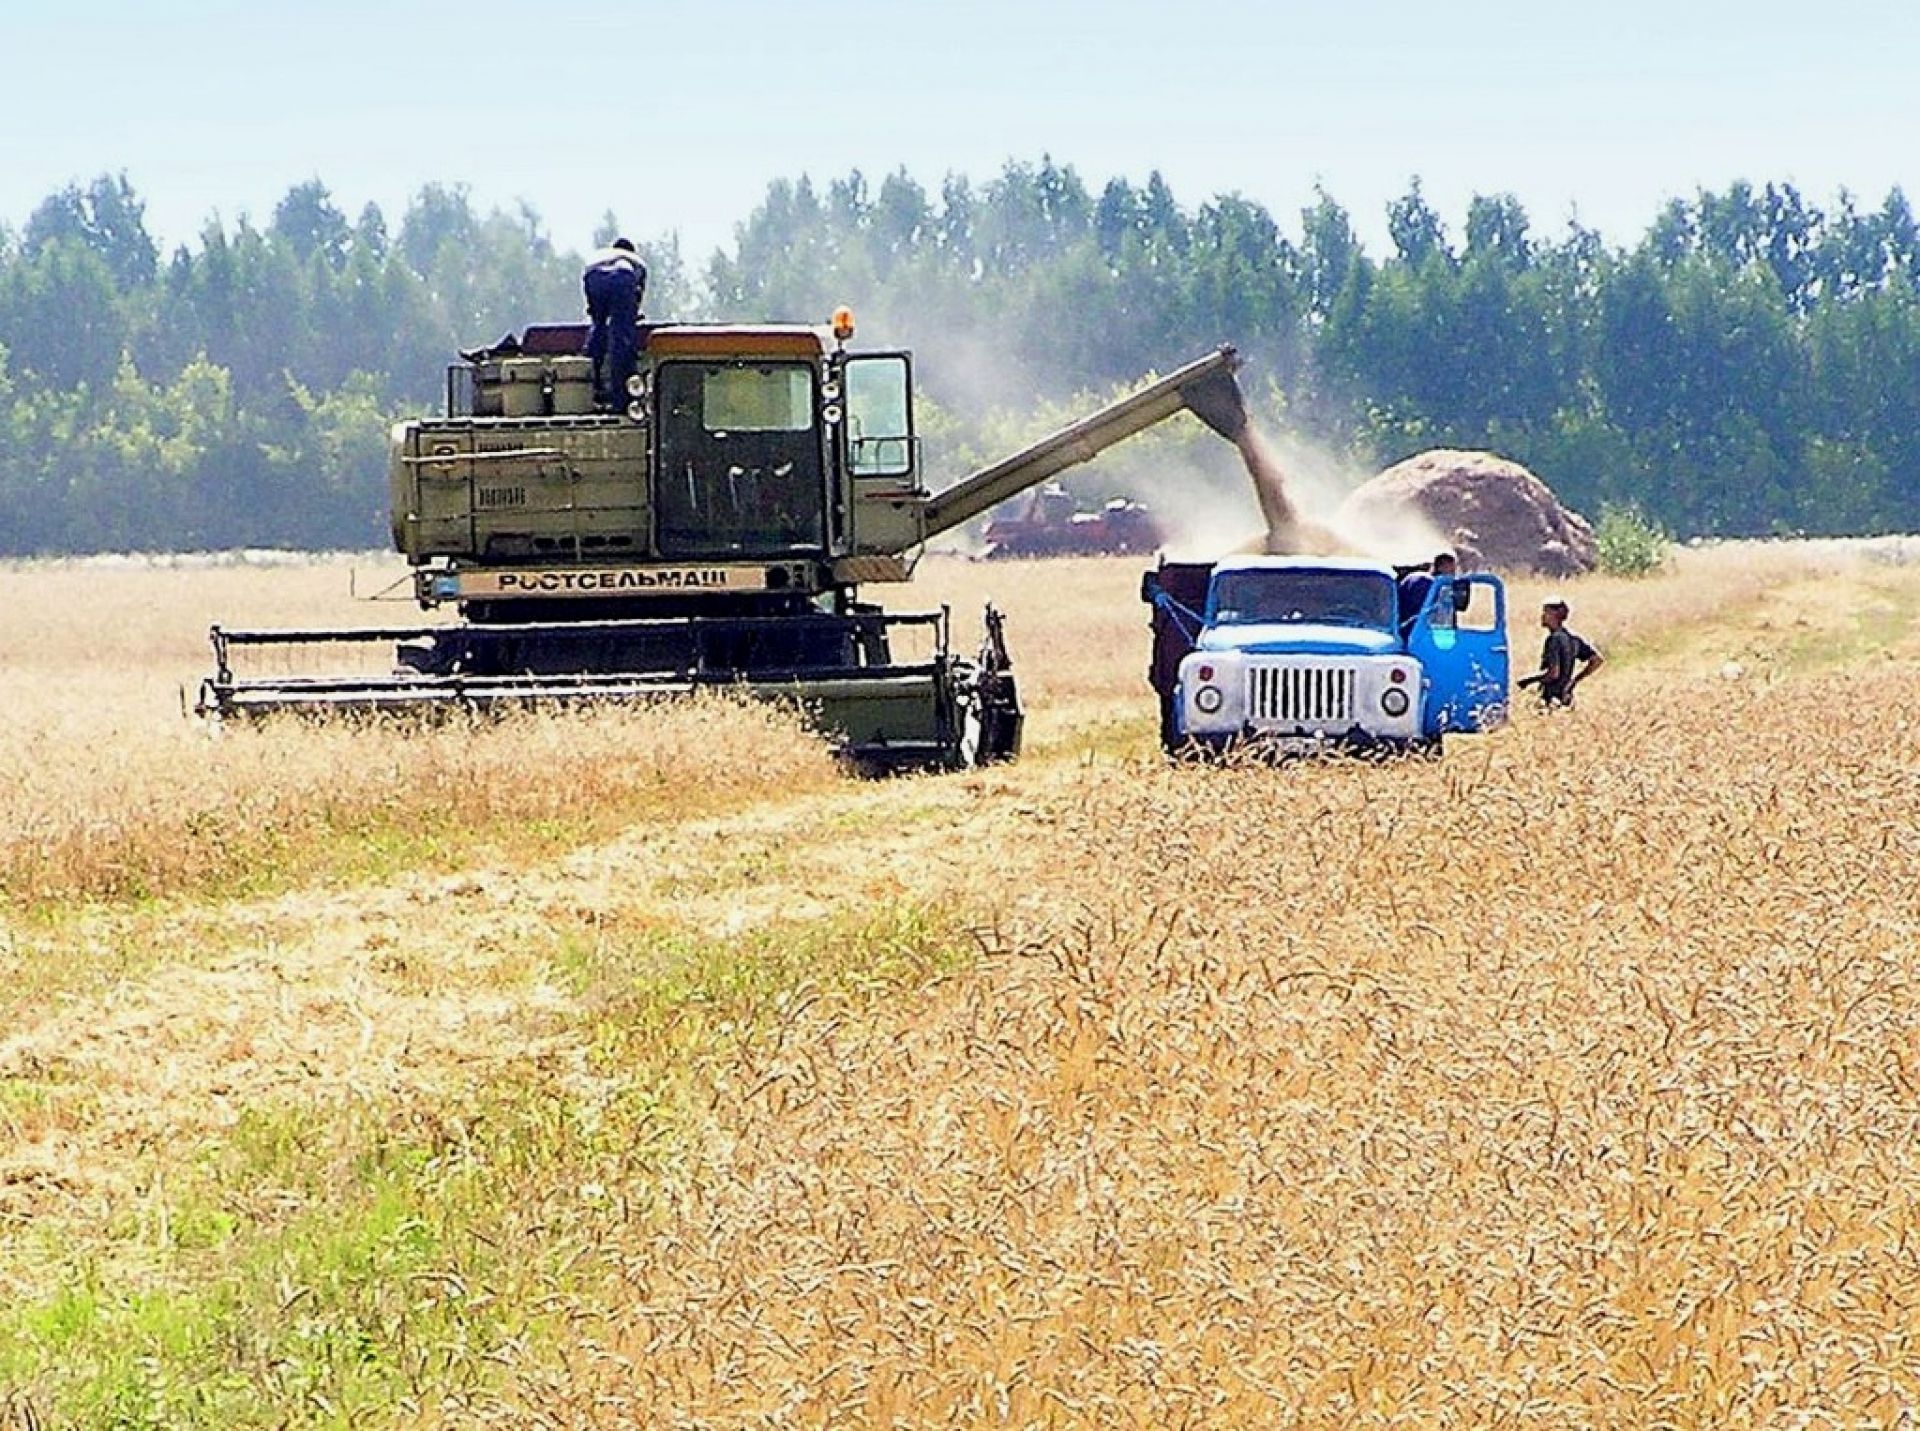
583,248 -> 645,407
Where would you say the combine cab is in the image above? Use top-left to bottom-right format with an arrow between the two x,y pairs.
199,313 -> 1248,771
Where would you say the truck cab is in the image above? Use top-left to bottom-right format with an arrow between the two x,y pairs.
1142,556 -> 1509,755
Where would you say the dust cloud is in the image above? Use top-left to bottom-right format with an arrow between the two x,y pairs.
1158,419 -> 1451,568
1234,426 -> 1345,556
911,341 -> 1449,569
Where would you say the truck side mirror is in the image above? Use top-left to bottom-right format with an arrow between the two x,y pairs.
1140,570 -> 1162,604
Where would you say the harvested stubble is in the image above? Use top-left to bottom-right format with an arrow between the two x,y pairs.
0,697 -> 839,909
517,670 -> 1920,1427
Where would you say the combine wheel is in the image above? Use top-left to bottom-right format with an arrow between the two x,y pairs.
966,604 -> 1023,765
955,677 -> 1020,767
955,696 -> 983,769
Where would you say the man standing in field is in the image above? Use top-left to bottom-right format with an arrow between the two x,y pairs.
1519,598 -> 1603,706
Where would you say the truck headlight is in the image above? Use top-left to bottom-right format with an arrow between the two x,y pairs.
1380,687 -> 1410,717
1194,684 -> 1224,714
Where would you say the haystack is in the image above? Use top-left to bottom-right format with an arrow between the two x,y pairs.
1338,449 -> 1597,575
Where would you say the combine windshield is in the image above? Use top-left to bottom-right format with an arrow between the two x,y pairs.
1210,569 -> 1395,630
656,362 -> 825,556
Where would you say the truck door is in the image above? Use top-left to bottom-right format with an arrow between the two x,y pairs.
1407,573 -> 1508,734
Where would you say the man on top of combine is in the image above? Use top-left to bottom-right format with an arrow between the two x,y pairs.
583,237 -> 647,408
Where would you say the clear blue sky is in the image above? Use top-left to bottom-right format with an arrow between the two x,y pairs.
2,0 -> 1913,264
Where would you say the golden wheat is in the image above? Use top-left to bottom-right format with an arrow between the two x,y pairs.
525,668 -> 1920,1427
0,556 -> 840,908
3,540 -> 1916,1428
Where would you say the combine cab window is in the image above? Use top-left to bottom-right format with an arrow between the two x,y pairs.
1210,570 -> 1396,630
845,354 -> 914,478
656,362 -> 826,557
702,366 -> 813,431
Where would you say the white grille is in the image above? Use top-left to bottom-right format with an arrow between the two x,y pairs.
1248,665 -> 1355,725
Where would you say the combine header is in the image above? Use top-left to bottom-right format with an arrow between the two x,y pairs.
199,312 -> 1248,771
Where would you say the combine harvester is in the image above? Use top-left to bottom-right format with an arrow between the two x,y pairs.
199,311 -> 1248,772
980,484 -> 1164,559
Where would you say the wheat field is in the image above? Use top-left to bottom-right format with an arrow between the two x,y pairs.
3,543 -> 1920,1427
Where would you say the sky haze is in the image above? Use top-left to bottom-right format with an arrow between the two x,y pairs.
2,0 -> 1913,263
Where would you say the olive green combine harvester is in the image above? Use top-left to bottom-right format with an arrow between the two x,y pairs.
198,311 -> 1249,771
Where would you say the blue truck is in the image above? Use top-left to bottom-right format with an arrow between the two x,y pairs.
1141,555 -> 1510,756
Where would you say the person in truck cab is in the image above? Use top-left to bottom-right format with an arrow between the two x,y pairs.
583,237 -> 647,408
1398,551 -> 1457,635
1519,598 -> 1603,706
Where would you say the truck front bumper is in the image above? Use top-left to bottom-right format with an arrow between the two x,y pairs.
1174,724 -> 1433,761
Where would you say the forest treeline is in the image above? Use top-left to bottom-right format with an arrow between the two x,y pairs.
0,163 -> 1916,554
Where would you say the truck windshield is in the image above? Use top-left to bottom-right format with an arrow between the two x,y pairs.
1211,569 -> 1395,629
656,361 -> 825,556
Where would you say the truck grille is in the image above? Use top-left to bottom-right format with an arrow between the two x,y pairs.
1248,665 -> 1355,725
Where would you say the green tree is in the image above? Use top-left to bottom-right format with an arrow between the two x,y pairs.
272,180 -> 353,269
6,163 -> 1920,555
1463,193 -> 1531,270
1387,178 -> 1450,268
23,173 -> 158,286
0,237 -> 127,389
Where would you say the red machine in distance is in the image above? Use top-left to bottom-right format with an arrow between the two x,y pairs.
981,484 -> 1165,560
